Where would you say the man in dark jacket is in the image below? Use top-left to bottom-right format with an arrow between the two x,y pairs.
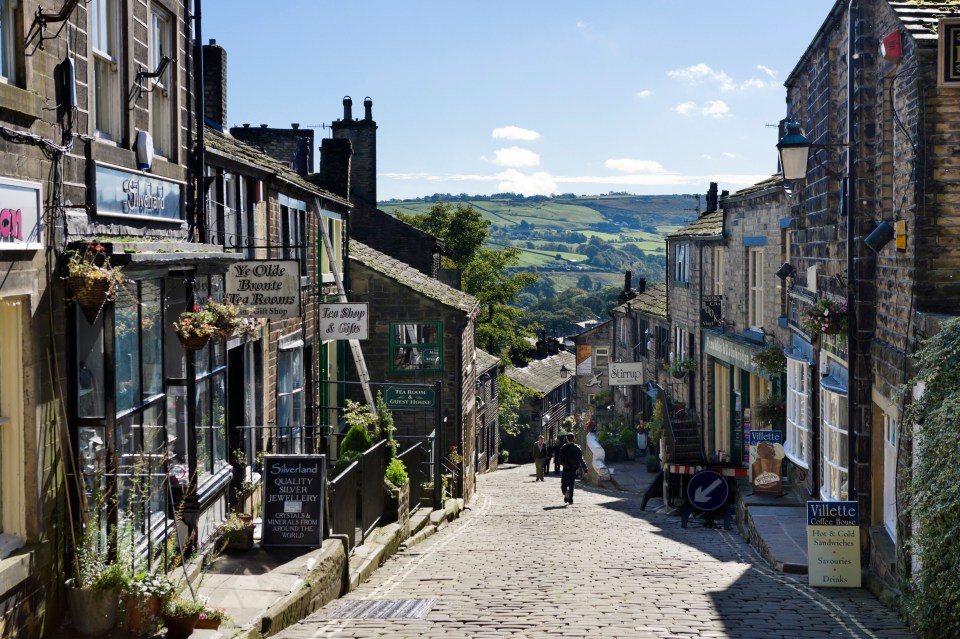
559,432 -> 588,504
532,435 -> 548,481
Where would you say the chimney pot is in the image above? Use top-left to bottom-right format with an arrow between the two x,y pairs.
291,123 -> 299,129
209,38 -> 216,46
343,96 -> 353,120
364,96 -> 373,120
243,123 -> 249,128
260,124 -> 268,128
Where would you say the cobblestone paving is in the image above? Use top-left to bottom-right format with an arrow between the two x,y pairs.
278,466 -> 913,639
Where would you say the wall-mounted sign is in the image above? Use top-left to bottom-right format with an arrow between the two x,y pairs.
226,260 -> 300,319
576,345 -> 593,376
385,385 -> 436,411
807,500 -> 861,588
749,430 -> 784,496
703,333 -> 763,377
701,295 -> 723,327
0,177 -> 42,250
608,362 -> 645,386
94,164 -> 183,221
318,303 -> 368,340
939,18 -> 960,87
261,454 -> 325,547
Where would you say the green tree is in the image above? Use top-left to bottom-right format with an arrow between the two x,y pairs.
394,202 -> 489,266
497,375 -> 538,437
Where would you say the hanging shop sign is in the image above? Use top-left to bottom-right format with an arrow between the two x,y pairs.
608,362 -> 645,386
700,295 -> 723,327
749,430 -> 784,496
385,385 -> 436,411
0,177 -> 42,250
261,454 -> 326,547
807,501 -> 861,588
94,164 -> 183,221
226,260 -> 301,319
318,303 -> 368,340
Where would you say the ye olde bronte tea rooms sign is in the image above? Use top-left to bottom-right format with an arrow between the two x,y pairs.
261,455 -> 325,546
226,260 -> 301,318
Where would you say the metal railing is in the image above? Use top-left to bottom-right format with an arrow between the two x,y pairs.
329,460 -> 359,551
359,439 -> 386,542
397,442 -> 423,513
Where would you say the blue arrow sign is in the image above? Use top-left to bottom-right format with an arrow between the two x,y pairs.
686,470 -> 729,511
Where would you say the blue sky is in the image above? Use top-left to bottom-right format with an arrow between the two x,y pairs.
205,1 -> 837,200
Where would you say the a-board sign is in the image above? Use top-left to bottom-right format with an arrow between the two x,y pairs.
749,430 -> 785,496
385,385 -> 436,411
261,455 -> 325,547
807,500 -> 861,588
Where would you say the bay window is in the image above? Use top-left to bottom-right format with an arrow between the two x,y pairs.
820,387 -> 849,501
785,357 -> 810,468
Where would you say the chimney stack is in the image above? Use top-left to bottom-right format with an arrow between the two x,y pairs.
318,138 -> 352,200
331,96 -> 378,207
202,41 -> 227,130
343,96 -> 353,121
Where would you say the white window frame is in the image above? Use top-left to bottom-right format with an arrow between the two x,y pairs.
593,347 -> 609,369
0,0 -> 17,84
785,357 -> 810,468
675,242 -> 689,283
91,0 -> 121,141
712,247 -> 724,295
748,247 -> 764,329
882,410 -> 898,541
673,326 -> 688,360
820,387 -> 849,501
149,6 -> 172,157
277,344 -> 305,454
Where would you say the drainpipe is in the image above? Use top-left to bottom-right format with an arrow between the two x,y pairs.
845,0 -> 858,502
194,0 -> 207,243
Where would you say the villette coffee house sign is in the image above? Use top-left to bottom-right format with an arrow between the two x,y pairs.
0,176 -> 42,251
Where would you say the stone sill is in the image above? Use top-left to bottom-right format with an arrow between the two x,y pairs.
0,83 -> 41,121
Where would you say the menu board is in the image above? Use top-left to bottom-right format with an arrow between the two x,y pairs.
807,501 -> 861,587
261,455 -> 325,547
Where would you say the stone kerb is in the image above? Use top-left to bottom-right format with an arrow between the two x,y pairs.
585,431 -> 609,484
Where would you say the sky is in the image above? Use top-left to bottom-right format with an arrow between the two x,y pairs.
204,1 -> 838,201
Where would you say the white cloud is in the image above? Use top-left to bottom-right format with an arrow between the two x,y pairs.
740,78 -> 767,90
701,154 -> 713,160
492,126 -> 541,141
702,100 -> 730,118
723,151 -> 736,159
576,20 -> 587,30
635,89 -> 654,99
674,101 -> 697,115
668,63 -> 735,91
497,169 -> 558,195
605,158 -> 665,174
491,146 -> 540,168
757,64 -> 777,79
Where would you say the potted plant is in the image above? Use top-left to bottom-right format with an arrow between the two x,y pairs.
618,424 -> 637,459
162,593 -> 207,638
172,304 -> 217,351
801,297 -> 847,338
753,344 -> 786,377
753,394 -> 787,428
218,513 -> 255,551
65,512 -> 130,637
203,298 -> 262,341
669,357 -> 697,378
65,242 -> 126,323
498,449 -> 509,464
195,605 -> 230,630
123,571 -> 173,636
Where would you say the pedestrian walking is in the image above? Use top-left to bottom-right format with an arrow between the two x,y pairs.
553,435 -> 563,474
532,435 -> 548,481
559,432 -> 587,504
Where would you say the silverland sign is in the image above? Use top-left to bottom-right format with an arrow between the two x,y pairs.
261,455 -> 325,547
608,362 -> 646,385
226,260 -> 300,319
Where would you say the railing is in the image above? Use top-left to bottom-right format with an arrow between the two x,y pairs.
652,384 -> 706,466
329,460 -> 359,551
359,439 -> 386,542
397,443 -> 423,514
440,457 -> 462,500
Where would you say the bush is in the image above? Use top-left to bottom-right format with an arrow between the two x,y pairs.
618,425 -> 636,448
385,458 -> 408,487
330,450 -> 360,479
375,392 -> 397,465
340,422 -> 372,458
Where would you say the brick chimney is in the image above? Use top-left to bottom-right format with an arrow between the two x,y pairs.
317,138 -> 352,200
203,40 -> 227,130
331,96 -> 377,207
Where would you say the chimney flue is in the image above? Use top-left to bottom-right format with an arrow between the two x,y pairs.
364,96 -> 373,120
291,123 -> 299,130
343,96 -> 353,120
624,270 -> 632,293
260,124 -> 268,128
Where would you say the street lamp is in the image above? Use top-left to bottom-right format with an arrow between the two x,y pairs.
776,121 -> 812,181
560,364 -> 570,379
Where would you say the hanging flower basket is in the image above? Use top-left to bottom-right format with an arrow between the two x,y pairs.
801,298 -> 847,337
172,305 -> 217,351
178,333 -> 210,351
64,243 -> 125,323
202,298 -> 263,341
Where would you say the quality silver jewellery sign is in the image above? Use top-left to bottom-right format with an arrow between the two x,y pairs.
261,455 -> 325,547
94,164 -> 183,221
227,260 -> 301,319
0,177 -> 42,250
319,303 -> 368,340
608,362 -> 645,386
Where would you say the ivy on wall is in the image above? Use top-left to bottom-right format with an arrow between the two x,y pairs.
903,317 -> 960,638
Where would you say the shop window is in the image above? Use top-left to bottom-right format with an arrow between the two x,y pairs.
713,362 -> 730,461
748,247 -> 764,329
673,326 -> 688,360
785,358 -> 810,468
91,0 -> 122,141
674,242 -> 689,283
390,322 -> 442,372
148,6 -> 172,157
277,345 -> 304,453
194,276 -> 228,478
820,388 -> 849,501
0,0 -> 17,84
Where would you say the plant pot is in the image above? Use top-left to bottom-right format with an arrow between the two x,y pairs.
178,333 -> 210,351
65,579 -> 120,636
646,456 -> 661,473
224,525 -> 255,550
125,594 -> 162,635
163,613 -> 200,638
194,617 -> 222,630
671,370 -> 685,379
68,276 -> 113,323
626,448 -> 637,460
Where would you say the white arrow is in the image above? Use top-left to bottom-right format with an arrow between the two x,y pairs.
694,478 -> 724,503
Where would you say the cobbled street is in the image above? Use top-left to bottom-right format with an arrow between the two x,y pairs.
278,467 -> 912,639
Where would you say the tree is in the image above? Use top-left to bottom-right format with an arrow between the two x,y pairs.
394,202 -> 489,266
497,375 -> 538,437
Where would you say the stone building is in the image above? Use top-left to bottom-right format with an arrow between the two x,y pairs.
346,240 -> 480,502
610,282 -> 668,426
502,350 -> 575,463
571,320 -> 614,419
474,348 -> 501,472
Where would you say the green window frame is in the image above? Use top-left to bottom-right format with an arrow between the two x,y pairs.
390,322 -> 443,373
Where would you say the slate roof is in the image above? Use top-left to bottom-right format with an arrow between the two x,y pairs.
612,282 -> 667,318
725,174 -> 785,201
349,240 -> 479,316
475,348 -> 500,375
667,209 -> 723,239
890,1 -> 960,44
205,127 -> 350,207
504,351 -> 576,395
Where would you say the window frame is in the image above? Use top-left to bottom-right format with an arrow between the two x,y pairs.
784,357 -> 810,469
593,346 -> 609,369
91,0 -> 122,141
674,242 -> 689,283
711,246 -> 724,295
389,321 -> 443,373
820,387 -> 849,501
0,0 -> 18,84
748,247 -> 764,329
148,5 -> 173,157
